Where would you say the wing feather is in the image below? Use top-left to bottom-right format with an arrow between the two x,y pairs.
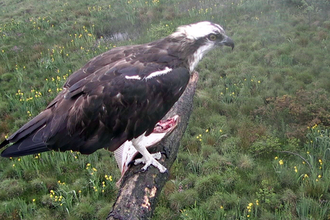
1,42 -> 189,157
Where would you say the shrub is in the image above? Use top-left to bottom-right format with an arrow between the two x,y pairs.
195,174 -> 223,200
169,189 -> 198,212
0,179 -> 27,200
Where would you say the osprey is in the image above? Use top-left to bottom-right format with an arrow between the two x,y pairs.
0,21 -> 234,174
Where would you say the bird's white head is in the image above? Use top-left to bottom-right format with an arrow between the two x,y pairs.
171,21 -> 234,72
172,21 -> 225,40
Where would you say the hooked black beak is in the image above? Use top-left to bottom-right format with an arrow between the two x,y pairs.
220,36 -> 235,50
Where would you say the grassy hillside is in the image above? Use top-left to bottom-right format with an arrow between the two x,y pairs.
1,0 -> 330,219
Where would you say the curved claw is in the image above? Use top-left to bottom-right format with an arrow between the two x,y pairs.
133,152 -> 167,173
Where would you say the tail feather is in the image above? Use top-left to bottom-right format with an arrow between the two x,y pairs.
1,136 -> 49,157
1,110 -> 51,157
8,112 -> 48,143
0,139 -> 9,149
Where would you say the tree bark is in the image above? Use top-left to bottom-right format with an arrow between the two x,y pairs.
107,71 -> 199,220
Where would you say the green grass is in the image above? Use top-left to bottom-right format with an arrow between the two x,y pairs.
1,0 -> 330,219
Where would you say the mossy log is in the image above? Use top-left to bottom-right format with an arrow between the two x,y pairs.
107,71 -> 199,220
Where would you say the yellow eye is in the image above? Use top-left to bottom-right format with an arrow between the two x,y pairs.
208,34 -> 217,41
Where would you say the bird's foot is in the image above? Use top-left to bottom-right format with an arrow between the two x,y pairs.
134,152 -> 167,173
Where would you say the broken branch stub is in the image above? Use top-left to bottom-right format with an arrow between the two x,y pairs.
107,71 -> 199,220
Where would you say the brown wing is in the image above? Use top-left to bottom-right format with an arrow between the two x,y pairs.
1,39 -> 189,157
0,63 -> 189,157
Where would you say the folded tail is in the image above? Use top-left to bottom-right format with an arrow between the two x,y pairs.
1,137 -> 49,157
0,111 -> 51,157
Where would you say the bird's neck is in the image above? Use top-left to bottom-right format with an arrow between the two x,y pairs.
168,37 -> 211,73
150,36 -> 210,73
187,45 -> 209,72
187,43 -> 214,73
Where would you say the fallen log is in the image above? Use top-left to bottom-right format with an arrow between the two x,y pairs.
107,71 -> 199,220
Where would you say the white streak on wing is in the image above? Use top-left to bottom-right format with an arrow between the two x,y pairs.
125,75 -> 141,80
115,93 -> 122,99
145,67 -> 172,80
